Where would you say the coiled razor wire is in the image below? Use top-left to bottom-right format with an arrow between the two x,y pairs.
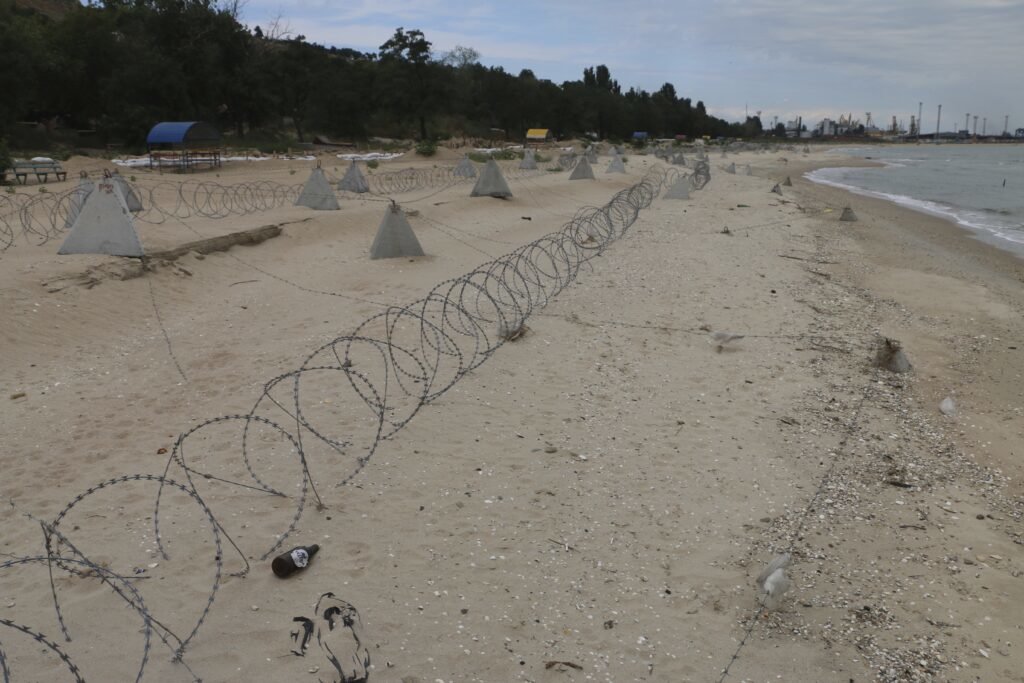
0,167 -> 677,681
0,162 -> 546,251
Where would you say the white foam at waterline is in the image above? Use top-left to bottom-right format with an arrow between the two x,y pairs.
806,167 -> 1024,247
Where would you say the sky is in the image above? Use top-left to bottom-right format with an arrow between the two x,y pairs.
238,0 -> 1024,133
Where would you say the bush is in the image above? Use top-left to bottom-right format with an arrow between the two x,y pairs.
415,139 -> 437,157
366,159 -> 379,169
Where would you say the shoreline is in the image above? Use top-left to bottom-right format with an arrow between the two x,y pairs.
802,154 -> 1024,260
787,153 -> 1024,492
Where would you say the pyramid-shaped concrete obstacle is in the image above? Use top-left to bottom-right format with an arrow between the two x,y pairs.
64,175 -> 95,229
664,176 -> 690,200
673,153 -> 686,166
569,156 -> 595,180
803,146 -> 811,154
744,165 -> 753,176
770,183 -> 783,195
839,207 -> 858,222
453,156 -> 477,178
782,176 -> 793,186
585,147 -> 597,163
470,159 -> 513,198
606,156 -> 626,173
110,172 -> 143,212
58,179 -> 144,257
519,149 -> 538,170
369,203 -> 425,259
725,163 -> 736,174
295,164 -> 340,210
338,161 -> 370,193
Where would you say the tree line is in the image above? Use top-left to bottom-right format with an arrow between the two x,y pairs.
0,0 -> 766,150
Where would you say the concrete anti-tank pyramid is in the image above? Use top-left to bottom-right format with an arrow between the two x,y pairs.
839,207 -> 858,222
585,147 -> 597,163
725,163 -> 736,174
606,156 -> 626,173
664,177 -> 690,200
569,156 -> 595,180
782,176 -> 793,186
744,165 -> 753,176
338,161 -> 370,193
369,203 -> 425,259
770,183 -> 783,195
64,175 -> 95,229
110,172 -> 143,212
453,156 -> 477,178
470,159 -> 513,198
295,165 -> 340,210
519,149 -> 538,170
58,180 -> 144,257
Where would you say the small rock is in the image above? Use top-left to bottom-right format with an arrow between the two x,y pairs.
544,445 -> 557,454
939,397 -> 956,416
10,392 -> 26,400
251,605 -> 259,611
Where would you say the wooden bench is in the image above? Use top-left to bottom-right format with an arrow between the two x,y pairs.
13,160 -> 67,184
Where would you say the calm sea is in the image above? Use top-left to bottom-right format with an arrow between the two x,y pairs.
806,144 -> 1024,257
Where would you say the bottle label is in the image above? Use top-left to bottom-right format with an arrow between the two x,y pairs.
291,549 -> 310,568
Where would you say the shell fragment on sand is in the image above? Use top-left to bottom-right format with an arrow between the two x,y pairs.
470,159 -> 513,198
756,553 -> 792,611
58,180 -> 144,257
569,157 -> 595,180
369,204 -> 425,259
295,167 -> 340,210
338,161 -> 370,193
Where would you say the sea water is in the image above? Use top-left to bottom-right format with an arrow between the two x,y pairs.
807,144 -> 1024,256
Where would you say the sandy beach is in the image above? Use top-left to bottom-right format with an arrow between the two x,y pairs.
1,145 -> 1022,682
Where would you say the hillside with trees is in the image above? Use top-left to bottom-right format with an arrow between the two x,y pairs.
1,0 -> 765,150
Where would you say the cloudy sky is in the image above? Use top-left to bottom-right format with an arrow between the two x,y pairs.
238,0 -> 1024,132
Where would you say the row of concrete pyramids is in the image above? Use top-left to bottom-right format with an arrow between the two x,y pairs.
57,174 -> 427,259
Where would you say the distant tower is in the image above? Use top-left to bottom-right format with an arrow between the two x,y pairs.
865,112 -> 872,129
965,113 -> 970,133
982,117 -> 987,136
1005,115 -> 1010,136
910,115 -> 917,137
936,104 -> 942,142
917,102 -> 923,140
973,115 -> 978,136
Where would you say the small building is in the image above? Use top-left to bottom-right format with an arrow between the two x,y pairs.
146,121 -> 222,172
525,128 -> 553,144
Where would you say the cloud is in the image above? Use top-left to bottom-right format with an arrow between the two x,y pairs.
238,0 -> 1024,126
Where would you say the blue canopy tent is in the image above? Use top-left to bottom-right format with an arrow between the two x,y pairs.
146,121 -> 222,171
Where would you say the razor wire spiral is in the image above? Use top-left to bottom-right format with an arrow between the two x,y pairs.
0,162 -> 547,251
1,167 -> 673,681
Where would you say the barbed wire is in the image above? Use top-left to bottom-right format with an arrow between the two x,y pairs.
0,161 -> 550,251
0,166 -> 675,681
